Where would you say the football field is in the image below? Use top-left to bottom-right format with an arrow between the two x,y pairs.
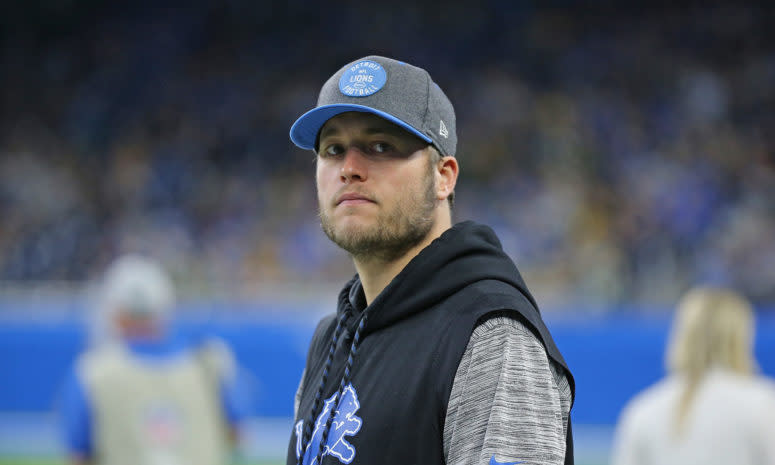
0,458 -> 607,465
0,416 -> 612,465
0,460 -> 285,465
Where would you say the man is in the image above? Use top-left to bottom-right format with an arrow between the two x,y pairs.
287,56 -> 575,465
611,287 -> 775,465
59,254 -> 245,465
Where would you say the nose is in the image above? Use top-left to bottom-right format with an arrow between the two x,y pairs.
340,147 -> 368,183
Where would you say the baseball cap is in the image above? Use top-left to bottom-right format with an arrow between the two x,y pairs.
290,55 -> 457,157
99,254 -> 175,318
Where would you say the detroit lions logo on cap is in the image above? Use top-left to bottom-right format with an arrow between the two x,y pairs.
339,60 -> 387,97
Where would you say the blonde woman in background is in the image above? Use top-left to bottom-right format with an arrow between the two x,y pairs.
611,287 -> 775,465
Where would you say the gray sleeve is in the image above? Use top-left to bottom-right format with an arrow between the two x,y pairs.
443,316 -> 572,465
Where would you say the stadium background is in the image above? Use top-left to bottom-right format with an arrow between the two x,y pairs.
0,2 -> 773,464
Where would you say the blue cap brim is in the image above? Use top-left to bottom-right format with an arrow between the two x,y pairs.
289,104 -> 433,150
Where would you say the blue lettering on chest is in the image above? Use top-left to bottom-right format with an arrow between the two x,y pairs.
295,384 -> 362,464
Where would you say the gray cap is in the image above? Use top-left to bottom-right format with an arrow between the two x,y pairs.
289,55 -> 457,157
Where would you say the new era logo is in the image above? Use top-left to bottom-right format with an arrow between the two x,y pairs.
439,120 -> 449,138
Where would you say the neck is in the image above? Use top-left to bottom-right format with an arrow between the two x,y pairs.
353,215 -> 451,305
117,317 -> 165,342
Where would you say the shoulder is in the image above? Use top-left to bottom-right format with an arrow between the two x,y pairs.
715,371 -> 775,405
466,315 -> 543,361
468,316 -> 548,362
309,313 -> 338,345
753,375 -> 775,398
449,281 -> 553,355
194,336 -> 237,379
75,343 -> 126,382
314,313 -> 338,333
462,279 -> 535,309
611,379 -> 677,465
471,314 -> 537,338
618,377 -> 677,426
444,281 -> 545,351
467,316 -> 570,398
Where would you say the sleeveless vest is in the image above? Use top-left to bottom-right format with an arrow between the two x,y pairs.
288,279 -> 575,465
78,343 -> 231,465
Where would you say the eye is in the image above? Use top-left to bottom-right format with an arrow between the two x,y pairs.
371,142 -> 392,154
321,144 -> 344,157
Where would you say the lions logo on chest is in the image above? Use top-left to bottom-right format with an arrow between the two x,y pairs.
295,384 -> 362,464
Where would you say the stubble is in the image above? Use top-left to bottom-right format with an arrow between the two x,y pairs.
319,158 -> 437,263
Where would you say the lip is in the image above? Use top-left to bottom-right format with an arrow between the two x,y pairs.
336,192 -> 375,206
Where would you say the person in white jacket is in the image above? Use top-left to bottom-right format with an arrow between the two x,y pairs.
59,254 -> 246,465
611,286 -> 775,465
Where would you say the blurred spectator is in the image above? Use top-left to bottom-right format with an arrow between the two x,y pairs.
58,254 -> 247,465
0,3 -> 773,310
610,286 -> 775,465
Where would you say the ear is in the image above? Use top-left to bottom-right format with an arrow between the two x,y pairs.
435,155 -> 459,201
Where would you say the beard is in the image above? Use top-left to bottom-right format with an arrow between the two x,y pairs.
319,161 -> 437,263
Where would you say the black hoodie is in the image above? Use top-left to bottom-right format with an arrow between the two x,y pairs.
288,221 -> 575,465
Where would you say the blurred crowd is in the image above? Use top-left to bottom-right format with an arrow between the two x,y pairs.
1,2 -> 773,310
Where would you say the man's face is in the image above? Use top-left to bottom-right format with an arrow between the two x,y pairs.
316,112 -> 439,261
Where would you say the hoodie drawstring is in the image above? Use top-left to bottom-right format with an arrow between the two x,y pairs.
313,313 -> 369,463
298,311 -> 348,465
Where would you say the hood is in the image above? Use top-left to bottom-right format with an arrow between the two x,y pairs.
297,221 -> 549,465
341,220 -> 538,335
